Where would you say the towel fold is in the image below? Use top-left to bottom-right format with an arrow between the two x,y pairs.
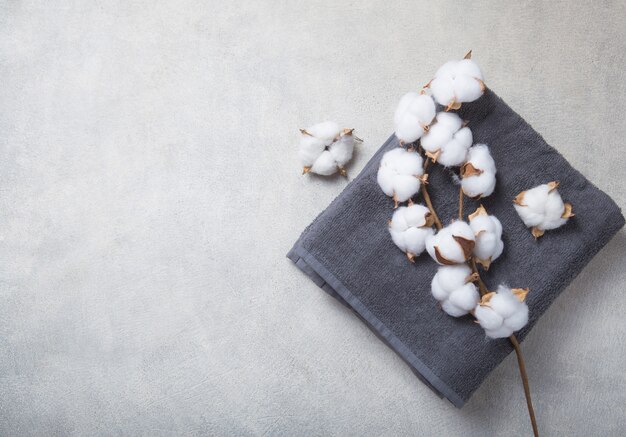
287,89 -> 624,407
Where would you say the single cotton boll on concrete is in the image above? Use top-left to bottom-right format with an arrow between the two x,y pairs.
428,54 -> 485,109
377,148 -> 426,207
393,92 -> 436,144
421,112 -> 472,167
388,203 -> 435,262
514,181 -> 574,238
426,221 -> 475,265
431,265 -> 480,317
461,144 -> 496,198
468,205 -> 504,269
299,122 -> 357,176
474,285 -> 529,339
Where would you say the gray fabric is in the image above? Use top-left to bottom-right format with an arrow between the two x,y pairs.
287,89 -> 625,407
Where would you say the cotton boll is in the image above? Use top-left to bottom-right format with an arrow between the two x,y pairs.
393,92 -> 436,143
377,148 -> 426,207
299,122 -> 357,176
441,300 -> 469,317
388,204 -> 435,262
513,181 -> 574,238
504,305 -> 529,331
461,144 -> 496,198
449,283 -> 481,311
420,112 -> 472,167
430,265 -> 479,317
310,150 -> 339,176
474,285 -> 529,339
307,121 -> 341,140
468,205 -> 504,269
433,263 -> 471,290
298,136 -> 326,166
329,135 -> 354,166
426,221 -> 475,265
438,127 -> 472,167
429,57 -> 485,108
474,305 -> 503,330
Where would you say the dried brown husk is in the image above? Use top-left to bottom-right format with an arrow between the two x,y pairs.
562,202 -> 575,218
531,226 -> 545,239
512,288 -> 529,302
461,162 -> 483,178
468,204 -> 488,221
434,246 -> 456,265
453,236 -> 475,260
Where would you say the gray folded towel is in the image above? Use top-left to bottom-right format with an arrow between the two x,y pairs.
287,89 -> 624,407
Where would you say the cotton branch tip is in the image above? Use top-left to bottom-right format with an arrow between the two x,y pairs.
393,92 -> 436,144
420,112 -> 473,167
468,205 -> 504,269
389,204 -> 435,262
429,55 -> 485,109
431,264 -> 480,317
426,220 -> 475,265
298,122 -> 357,176
377,147 -> 425,207
460,144 -> 496,198
474,285 -> 529,339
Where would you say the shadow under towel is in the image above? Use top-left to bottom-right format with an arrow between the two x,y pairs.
287,89 -> 624,407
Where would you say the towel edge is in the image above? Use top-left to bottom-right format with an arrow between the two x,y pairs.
286,243 -> 467,408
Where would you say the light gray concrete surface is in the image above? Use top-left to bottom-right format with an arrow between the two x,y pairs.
1,1 -> 625,435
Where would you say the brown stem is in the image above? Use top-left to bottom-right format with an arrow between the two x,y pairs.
469,258 -> 489,295
470,257 -> 538,436
420,152 -> 442,230
421,185 -> 442,230
459,187 -> 464,220
510,335 -> 540,437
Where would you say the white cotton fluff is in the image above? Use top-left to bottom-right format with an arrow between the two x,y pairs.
299,121 -> 355,176
430,59 -> 485,107
461,144 -> 496,198
393,92 -> 436,143
389,204 -> 435,261
469,206 -> 504,269
431,264 -> 480,317
513,182 -> 574,238
420,112 -> 473,167
426,221 -> 475,265
474,285 -> 529,339
377,147 -> 425,204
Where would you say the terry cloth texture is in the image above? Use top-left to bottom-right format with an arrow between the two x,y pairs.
287,89 -> 625,408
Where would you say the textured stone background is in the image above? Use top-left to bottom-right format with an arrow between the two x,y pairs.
1,1 -> 624,435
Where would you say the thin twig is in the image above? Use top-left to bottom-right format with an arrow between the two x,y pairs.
420,153 -> 442,230
510,335 -> 540,437
470,257 -> 538,436
470,258 -> 489,295
421,185 -> 442,230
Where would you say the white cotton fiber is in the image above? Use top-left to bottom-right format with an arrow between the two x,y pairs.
461,144 -> 496,198
429,59 -> 485,107
389,204 -> 435,262
426,221 -> 475,265
431,265 -> 479,317
513,182 -> 574,238
299,122 -> 356,176
377,147 -> 425,206
468,205 -> 504,269
420,112 -> 472,167
393,92 -> 436,144
474,285 -> 529,339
